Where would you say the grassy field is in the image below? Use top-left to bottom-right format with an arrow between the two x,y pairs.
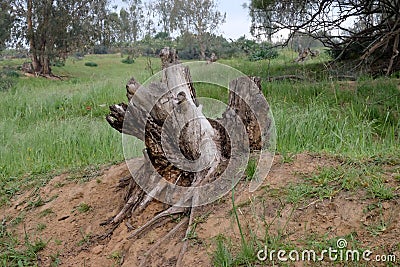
1,51 -> 399,265
0,55 -> 163,205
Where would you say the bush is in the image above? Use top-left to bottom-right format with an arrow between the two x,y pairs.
248,43 -> 278,61
1,66 -> 19,76
84,62 -> 98,67
121,57 -> 135,64
178,46 -> 200,60
0,77 -> 17,92
93,45 -> 108,54
3,69 -> 20,78
73,52 -> 85,59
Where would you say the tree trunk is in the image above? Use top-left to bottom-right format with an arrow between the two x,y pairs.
104,47 -> 272,263
27,0 -> 41,74
26,0 -> 52,76
198,36 -> 207,60
39,49 -> 52,75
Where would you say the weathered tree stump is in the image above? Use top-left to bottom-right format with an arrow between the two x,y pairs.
104,47 -> 273,265
206,52 -> 218,64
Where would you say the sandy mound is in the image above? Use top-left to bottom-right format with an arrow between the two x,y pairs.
1,153 -> 399,266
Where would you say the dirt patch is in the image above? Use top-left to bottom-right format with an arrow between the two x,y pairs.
1,153 -> 399,266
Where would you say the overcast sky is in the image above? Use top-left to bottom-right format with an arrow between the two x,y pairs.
112,0 -> 252,40
217,0 -> 251,39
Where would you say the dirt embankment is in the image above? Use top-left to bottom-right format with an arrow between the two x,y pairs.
1,153 -> 399,266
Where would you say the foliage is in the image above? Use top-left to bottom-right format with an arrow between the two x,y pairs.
10,0 -> 110,75
0,66 -> 18,92
248,42 -> 278,61
126,32 -> 242,60
234,36 -> 278,61
122,0 -> 144,42
121,57 -> 135,64
170,0 -> 226,59
84,62 -> 98,67
248,0 -> 400,75
0,77 -> 16,92
93,45 -> 108,55
0,0 -> 13,51
153,0 -> 174,34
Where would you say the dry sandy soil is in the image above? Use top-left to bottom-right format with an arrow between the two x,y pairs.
1,153 -> 399,266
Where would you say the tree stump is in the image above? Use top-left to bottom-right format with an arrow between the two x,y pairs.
104,47 -> 274,265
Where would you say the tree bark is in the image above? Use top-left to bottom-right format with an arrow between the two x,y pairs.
26,0 -> 52,76
27,0 -> 41,74
104,47 -> 271,245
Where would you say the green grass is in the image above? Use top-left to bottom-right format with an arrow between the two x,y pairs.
76,202 -> 92,213
1,52 -> 400,266
285,162 -> 397,204
213,235 -> 234,267
1,53 -> 399,205
0,55 -> 161,205
0,225 -> 46,266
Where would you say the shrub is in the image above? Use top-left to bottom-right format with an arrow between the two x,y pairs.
121,57 -> 135,64
84,62 -> 98,67
0,77 -> 17,92
3,69 -> 20,78
73,52 -> 85,59
248,42 -> 279,61
93,45 -> 108,54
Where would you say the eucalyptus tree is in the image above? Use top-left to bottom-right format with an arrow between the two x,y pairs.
11,0 -> 109,76
171,0 -> 226,60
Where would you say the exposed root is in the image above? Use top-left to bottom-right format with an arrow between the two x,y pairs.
110,184 -> 146,225
176,206 -> 196,266
97,223 -> 119,240
127,205 -> 187,240
139,217 -> 189,267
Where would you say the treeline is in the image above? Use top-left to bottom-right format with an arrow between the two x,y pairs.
0,0 -> 281,76
83,34 -> 278,61
1,0 -> 228,75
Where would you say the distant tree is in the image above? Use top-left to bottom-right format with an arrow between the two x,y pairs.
172,0 -> 226,60
249,0 -> 400,75
0,0 -> 13,51
154,31 -> 170,40
153,0 -> 174,35
104,11 -> 123,46
11,0 -> 109,76
119,8 -> 132,43
142,0 -> 156,38
90,0 -> 111,47
122,0 -> 144,42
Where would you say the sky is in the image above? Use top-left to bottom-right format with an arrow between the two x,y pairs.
217,0 -> 252,39
112,0 -> 252,40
